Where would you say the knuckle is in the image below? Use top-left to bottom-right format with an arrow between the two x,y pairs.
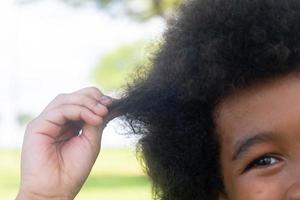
82,109 -> 103,125
55,93 -> 67,100
83,95 -> 97,106
101,106 -> 109,115
26,117 -> 37,130
91,100 -> 99,108
73,94 -> 85,103
93,102 -> 109,115
87,87 -> 102,95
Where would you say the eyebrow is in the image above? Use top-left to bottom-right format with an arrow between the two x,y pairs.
232,131 -> 278,161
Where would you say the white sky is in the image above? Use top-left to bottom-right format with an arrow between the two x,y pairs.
0,0 -> 165,148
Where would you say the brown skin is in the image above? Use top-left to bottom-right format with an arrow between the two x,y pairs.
215,72 -> 300,200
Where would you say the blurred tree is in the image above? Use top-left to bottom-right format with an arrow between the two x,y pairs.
16,113 -> 33,127
17,0 -> 180,91
91,41 -> 158,92
17,0 -> 182,21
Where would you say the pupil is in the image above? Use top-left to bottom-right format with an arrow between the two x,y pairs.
257,157 -> 271,165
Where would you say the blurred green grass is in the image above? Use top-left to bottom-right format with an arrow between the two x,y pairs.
0,148 -> 152,200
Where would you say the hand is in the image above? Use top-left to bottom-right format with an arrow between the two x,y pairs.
16,87 -> 115,200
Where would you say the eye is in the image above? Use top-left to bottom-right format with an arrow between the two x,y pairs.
244,154 -> 281,172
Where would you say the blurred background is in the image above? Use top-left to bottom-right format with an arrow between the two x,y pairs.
0,0 -> 181,199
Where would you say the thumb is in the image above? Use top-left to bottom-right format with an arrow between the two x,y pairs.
79,124 -> 103,157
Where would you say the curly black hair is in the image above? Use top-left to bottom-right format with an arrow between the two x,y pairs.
107,0 -> 300,199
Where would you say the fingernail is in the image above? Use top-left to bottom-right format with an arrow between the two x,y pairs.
99,96 -> 112,105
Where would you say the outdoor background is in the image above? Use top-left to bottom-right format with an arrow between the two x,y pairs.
0,0 -> 181,199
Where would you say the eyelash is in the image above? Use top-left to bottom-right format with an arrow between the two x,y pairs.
244,154 -> 281,172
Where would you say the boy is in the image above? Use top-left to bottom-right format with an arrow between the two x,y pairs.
16,0 -> 300,199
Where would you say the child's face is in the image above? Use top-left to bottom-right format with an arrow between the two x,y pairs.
214,72 -> 300,200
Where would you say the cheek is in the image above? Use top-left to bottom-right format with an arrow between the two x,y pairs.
228,174 -> 284,200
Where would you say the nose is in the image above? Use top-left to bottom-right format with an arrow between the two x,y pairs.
285,183 -> 300,200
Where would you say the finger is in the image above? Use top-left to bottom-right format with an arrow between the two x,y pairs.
79,124 -> 103,157
60,123 -> 102,166
55,121 -> 82,143
43,93 -> 109,117
43,87 -> 103,112
73,87 -> 115,107
32,104 -> 103,138
73,87 -> 104,101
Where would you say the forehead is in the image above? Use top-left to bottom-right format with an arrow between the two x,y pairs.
214,71 -> 300,145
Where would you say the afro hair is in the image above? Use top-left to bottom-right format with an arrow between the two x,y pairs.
108,0 -> 300,199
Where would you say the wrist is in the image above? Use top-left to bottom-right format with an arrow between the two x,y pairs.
16,189 -> 72,200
